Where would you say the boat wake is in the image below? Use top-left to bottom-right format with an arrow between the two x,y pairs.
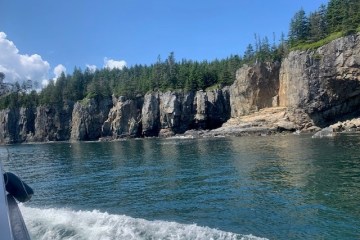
20,205 -> 267,240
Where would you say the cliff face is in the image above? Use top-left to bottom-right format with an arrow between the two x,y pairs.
194,89 -> 231,129
0,108 -> 22,144
158,91 -> 186,136
142,89 -> 230,137
141,92 -> 161,137
99,89 -> 231,139
102,96 -> 143,138
0,89 -> 231,143
0,103 -> 73,143
70,98 -> 112,141
279,34 -> 360,126
230,62 -> 280,118
34,102 -> 74,141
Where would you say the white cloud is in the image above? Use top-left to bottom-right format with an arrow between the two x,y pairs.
103,57 -> 127,70
0,32 -> 50,86
86,64 -> 97,73
53,64 -> 66,80
41,79 -> 50,88
40,64 -> 66,87
39,64 -> 66,87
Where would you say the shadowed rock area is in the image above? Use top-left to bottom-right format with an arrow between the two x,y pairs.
279,34 -> 360,127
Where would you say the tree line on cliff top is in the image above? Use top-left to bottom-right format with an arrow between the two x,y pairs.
288,0 -> 360,49
0,0 -> 360,110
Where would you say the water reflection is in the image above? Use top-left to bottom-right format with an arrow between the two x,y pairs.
1,135 -> 359,239
228,134 -> 360,215
227,134 -> 360,239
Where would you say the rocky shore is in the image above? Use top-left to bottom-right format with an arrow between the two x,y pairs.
1,34 -> 360,143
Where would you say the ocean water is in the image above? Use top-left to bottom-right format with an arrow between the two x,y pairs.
1,134 -> 360,240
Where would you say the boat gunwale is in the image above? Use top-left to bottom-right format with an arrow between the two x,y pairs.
0,162 -> 14,240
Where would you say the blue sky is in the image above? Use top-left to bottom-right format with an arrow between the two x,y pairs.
1,0 -> 328,85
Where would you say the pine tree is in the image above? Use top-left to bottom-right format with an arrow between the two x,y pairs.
342,0 -> 359,34
259,36 -> 271,61
327,0 -> 346,33
289,8 -> 310,45
0,72 -> 5,83
166,52 -> 178,89
309,10 -> 326,41
351,0 -> 360,28
243,44 -> 255,63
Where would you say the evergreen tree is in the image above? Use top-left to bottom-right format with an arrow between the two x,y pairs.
0,72 -> 5,82
166,52 -> 178,89
178,60 -> 191,90
318,4 -> 328,36
289,8 -> 310,45
243,44 -> 255,63
327,0 -> 346,33
342,0 -> 359,34
258,36 -> 271,61
228,55 -> 242,82
152,55 -> 164,90
276,32 -> 288,60
309,7 -> 327,42
350,0 -> 360,28
68,67 -> 85,101
220,70 -> 232,86
13,82 -> 21,93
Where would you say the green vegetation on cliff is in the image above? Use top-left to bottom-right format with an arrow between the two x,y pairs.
0,40 -> 282,109
289,0 -> 360,50
1,0 -> 360,110
35,37 -> 283,105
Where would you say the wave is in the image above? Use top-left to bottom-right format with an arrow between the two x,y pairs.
20,205 -> 267,240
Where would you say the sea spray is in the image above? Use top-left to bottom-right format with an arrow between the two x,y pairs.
20,205 -> 267,240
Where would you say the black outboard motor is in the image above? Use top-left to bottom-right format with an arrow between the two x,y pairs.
3,172 -> 34,202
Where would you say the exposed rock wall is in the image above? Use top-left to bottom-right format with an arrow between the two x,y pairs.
0,106 -> 71,144
0,108 -> 21,144
230,62 -> 280,118
0,88 -> 232,143
279,34 -> 360,126
18,107 -> 36,142
70,98 -> 112,141
102,96 -> 143,138
141,92 -> 161,137
158,91 -> 189,137
142,89 -> 230,137
0,103 -> 74,143
34,102 -> 74,142
194,89 -> 231,129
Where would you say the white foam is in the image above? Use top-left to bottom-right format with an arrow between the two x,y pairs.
20,205 -> 267,240
166,135 -> 195,140
312,127 -> 336,138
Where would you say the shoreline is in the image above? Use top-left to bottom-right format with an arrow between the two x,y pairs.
2,107 -> 360,145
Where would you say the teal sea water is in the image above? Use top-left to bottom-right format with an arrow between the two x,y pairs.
1,134 -> 360,240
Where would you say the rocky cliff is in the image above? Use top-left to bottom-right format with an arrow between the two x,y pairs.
102,96 -> 143,138
0,103 -> 73,143
230,62 -> 280,118
0,88 -> 231,143
279,34 -> 360,126
70,98 -> 112,141
132,89 -> 230,138
34,102 -> 74,142
213,34 -> 360,134
0,108 -> 26,144
1,34 -> 360,143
